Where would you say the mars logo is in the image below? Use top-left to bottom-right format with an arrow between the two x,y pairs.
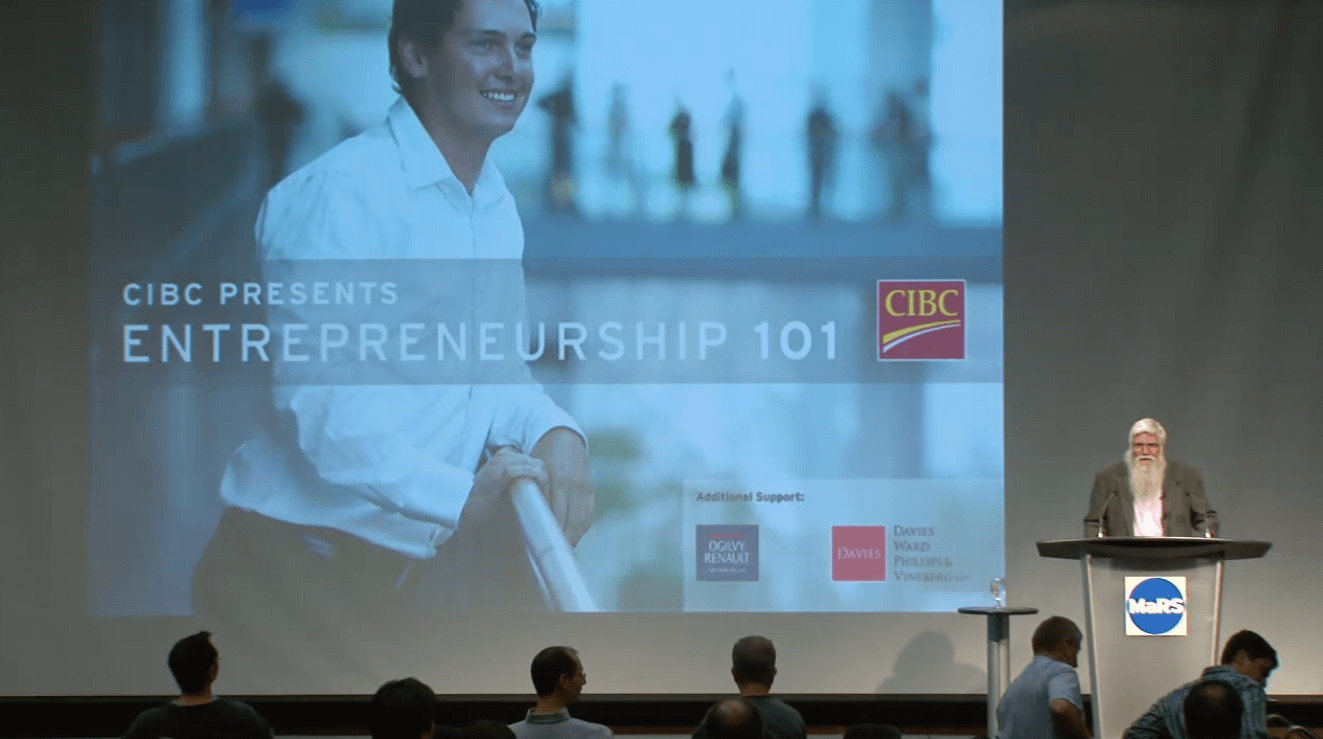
831,526 -> 887,582
1124,577 -> 1188,636
696,525 -> 759,582
877,280 -> 966,360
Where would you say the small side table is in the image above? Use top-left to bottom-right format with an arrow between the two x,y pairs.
958,605 -> 1040,738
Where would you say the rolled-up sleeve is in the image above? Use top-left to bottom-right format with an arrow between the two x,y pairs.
1047,666 -> 1083,710
474,256 -> 585,454
258,171 -> 475,530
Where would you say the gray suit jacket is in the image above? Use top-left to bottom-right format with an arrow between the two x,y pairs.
1083,459 -> 1218,537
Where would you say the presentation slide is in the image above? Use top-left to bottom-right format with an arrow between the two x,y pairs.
87,0 -> 1002,620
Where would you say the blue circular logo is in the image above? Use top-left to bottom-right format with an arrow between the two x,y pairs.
1127,578 -> 1185,635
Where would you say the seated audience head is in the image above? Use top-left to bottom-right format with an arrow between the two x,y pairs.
731,635 -> 778,690
371,677 -> 437,739
167,631 -> 219,696
1219,630 -> 1277,685
531,646 -> 586,706
1183,680 -> 1244,739
843,724 -> 903,739
703,698 -> 764,739
1030,616 -> 1083,668
460,720 -> 517,739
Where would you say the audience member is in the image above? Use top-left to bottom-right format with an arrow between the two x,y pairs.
465,720 -> 519,739
695,636 -> 805,739
844,724 -> 903,739
996,616 -> 1090,739
1184,681 -> 1244,739
121,631 -> 272,739
371,677 -> 449,739
510,647 -> 612,739
1123,631 -> 1276,739
702,698 -> 764,739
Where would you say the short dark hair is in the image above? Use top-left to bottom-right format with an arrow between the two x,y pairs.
702,698 -> 763,739
389,0 -> 542,103
167,631 -> 218,694
1184,680 -> 1244,739
1031,616 -> 1083,653
1220,630 -> 1277,668
461,720 -> 517,739
530,646 -> 578,697
370,677 -> 437,739
843,724 -> 902,739
732,635 -> 777,686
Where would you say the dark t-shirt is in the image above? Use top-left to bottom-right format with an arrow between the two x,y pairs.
122,698 -> 272,739
692,695 -> 807,739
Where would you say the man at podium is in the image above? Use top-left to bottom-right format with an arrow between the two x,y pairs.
1084,418 -> 1218,537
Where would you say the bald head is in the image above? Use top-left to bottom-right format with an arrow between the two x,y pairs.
1184,680 -> 1243,739
703,698 -> 763,739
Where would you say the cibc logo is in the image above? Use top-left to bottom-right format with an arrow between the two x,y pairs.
1124,577 -> 1188,636
876,280 -> 966,360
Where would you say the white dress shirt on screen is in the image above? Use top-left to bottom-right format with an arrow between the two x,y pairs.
219,97 -> 582,559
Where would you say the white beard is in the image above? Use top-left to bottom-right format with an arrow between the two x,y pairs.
1126,452 -> 1167,503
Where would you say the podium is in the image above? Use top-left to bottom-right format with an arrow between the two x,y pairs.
1038,538 -> 1270,739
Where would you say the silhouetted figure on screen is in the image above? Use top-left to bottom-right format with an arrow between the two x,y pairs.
871,89 -> 916,223
669,102 -> 696,220
719,70 -> 745,221
908,79 -> 934,222
604,83 -> 642,218
806,91 -> 838,223
252,34 -> 305,190
538,74 -> 579,216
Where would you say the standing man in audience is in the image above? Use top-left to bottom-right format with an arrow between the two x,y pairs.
1123,630 -> 1276,739
701,699 -> 764,739
1183,681 -> 1245,739
121,631 -> 272,739
694,636 -> 806,739
997,616 -> 1091,739
1084,418 -> 1218,537
510,646 -> 612,739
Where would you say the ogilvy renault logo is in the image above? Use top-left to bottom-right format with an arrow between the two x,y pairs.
876,280 -> 966,360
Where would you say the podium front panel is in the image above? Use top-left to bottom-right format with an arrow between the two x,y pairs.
1081,555 -> 1223,739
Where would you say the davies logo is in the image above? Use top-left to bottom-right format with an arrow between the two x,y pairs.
831,526 -> 887,582
876,280 -> 966,360
1124,576 -> 1188,636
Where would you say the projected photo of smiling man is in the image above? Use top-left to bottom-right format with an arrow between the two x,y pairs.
193,0 -> 596,647
392,0 -> 538,186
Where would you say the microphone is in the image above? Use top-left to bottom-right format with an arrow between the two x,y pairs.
1096,490 -> 1118,538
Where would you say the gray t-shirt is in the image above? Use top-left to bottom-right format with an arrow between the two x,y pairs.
996,655 -> 1083,739
510,708 -> 613,739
